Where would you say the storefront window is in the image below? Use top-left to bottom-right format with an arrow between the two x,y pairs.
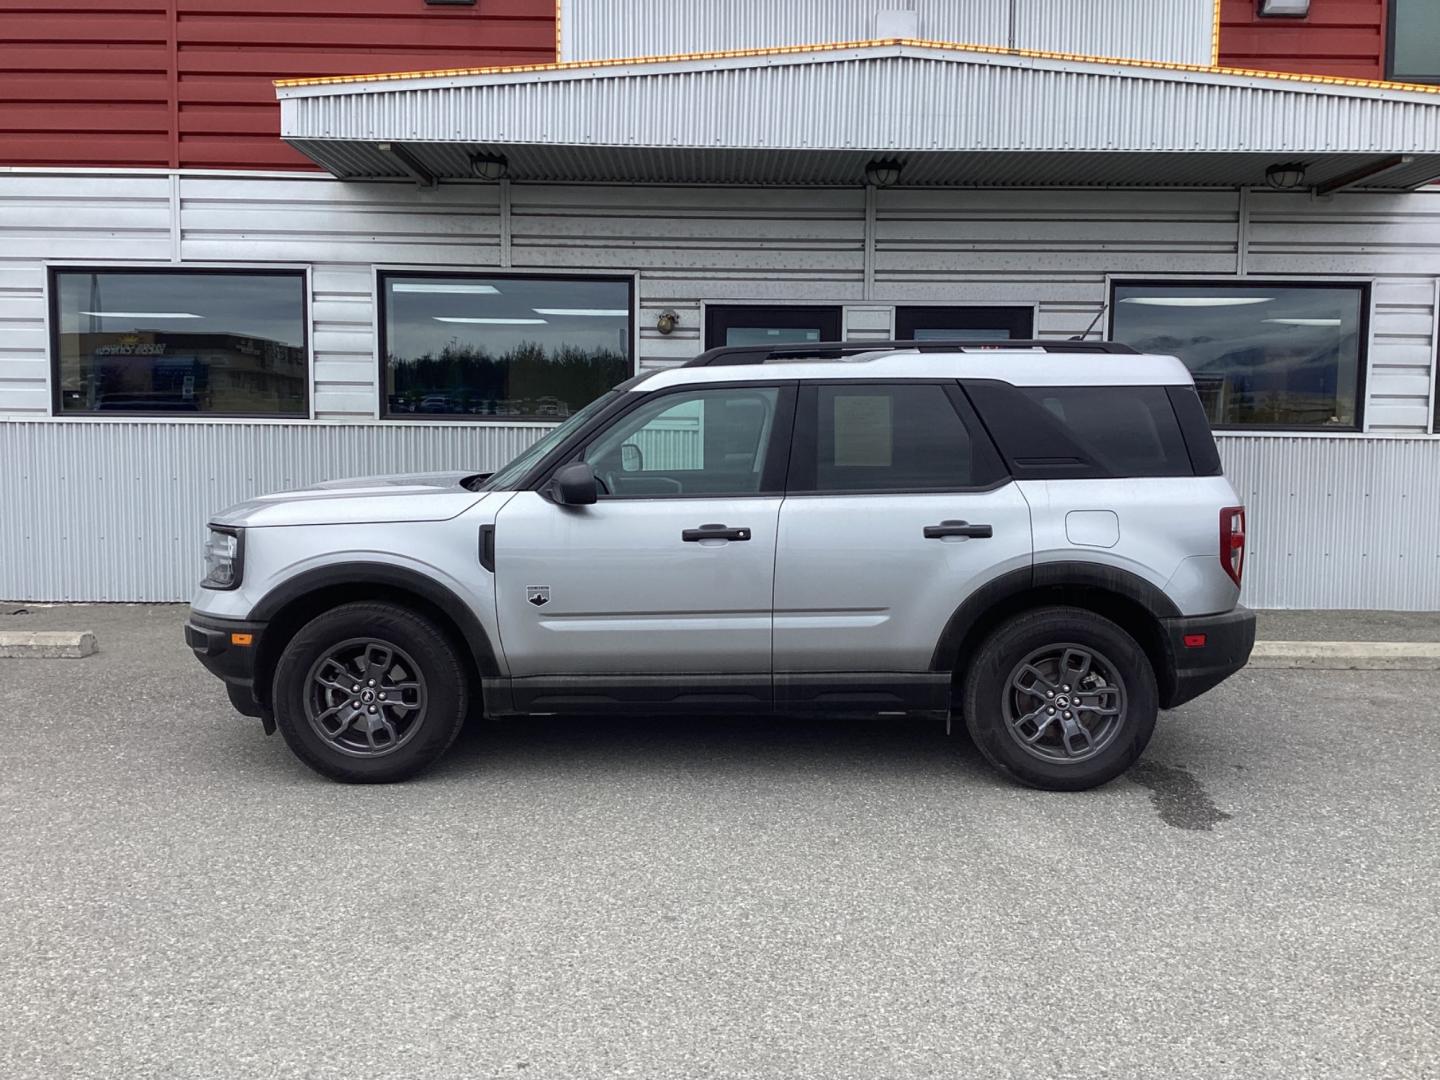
1110,281 -> 1367,429
1389,0 -> 1440,82
51,269 -> 307,417
380,273 -> 632,420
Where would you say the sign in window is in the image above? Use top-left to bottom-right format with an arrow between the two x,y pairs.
50,269 -> 307,417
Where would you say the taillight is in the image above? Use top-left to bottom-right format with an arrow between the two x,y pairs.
1220,506 -> 1246,587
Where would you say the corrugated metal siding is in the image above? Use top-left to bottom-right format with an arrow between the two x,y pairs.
0,420 -> 546,601
281,50 -> 1440,161
561,0 -> 1000,62
1218,0 -> 1386,81
4,423 -> 1437,608
560,0 -> 1209,65
1012,0 -> 1209,65
1217,435 -> 1440,610
0,0 -> 556,171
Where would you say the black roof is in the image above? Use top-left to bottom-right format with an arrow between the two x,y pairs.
684,338 -> 1137,367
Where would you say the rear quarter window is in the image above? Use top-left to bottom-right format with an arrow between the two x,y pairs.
963,381 -> 1197,479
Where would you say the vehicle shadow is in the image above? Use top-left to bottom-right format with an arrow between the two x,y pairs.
428,710 -> 1004,785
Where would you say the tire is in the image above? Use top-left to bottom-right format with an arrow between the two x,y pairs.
961,606 -> 1157,791
271,601 -> 470,783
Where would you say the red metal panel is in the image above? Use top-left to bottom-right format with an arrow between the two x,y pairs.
0,134 -> 176,166
1218,0 -> 1387,80
0,0 -> 557,171
0,2 -> 172,168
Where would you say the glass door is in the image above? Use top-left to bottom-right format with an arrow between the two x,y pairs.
895,305 -> 1034,342
705,305 -> 843,350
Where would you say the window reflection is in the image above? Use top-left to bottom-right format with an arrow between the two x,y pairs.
52,270 -> 307,416
1111,282 -> 1365,429
381,274 -> 632,420
1390,0 -> 1440,81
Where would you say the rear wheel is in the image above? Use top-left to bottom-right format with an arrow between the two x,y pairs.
272,602 -> 469,783
961,606 -> 1157,791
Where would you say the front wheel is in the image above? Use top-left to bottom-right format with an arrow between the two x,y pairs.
961,606 -> 1157,791
272,602 -> 469,783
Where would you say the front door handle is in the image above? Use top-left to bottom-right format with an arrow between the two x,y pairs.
683,523 -> 751,542
924,520 -> 993,540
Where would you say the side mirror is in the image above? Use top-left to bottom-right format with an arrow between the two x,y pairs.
548,461 -> 598,506
620,443 -> 643,472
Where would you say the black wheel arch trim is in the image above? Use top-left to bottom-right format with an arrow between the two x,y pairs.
249,563 -> 500,677
930,561 -> 1181,673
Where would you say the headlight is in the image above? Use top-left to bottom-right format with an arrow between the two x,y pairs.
201,526 -> 243,590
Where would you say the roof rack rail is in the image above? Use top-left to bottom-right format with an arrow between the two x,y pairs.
684,338 -> 1136,366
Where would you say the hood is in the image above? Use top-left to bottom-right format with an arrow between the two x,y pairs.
210,471 -> 490,528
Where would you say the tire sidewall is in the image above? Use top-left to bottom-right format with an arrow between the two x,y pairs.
272,602 -> 468,783
963,607 -> 1158,791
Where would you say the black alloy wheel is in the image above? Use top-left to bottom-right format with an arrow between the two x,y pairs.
304,637 -> 428,757
962,606 -> 1159,791
272,602 -> 469,783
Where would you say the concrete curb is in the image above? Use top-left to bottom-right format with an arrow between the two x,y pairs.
1250,640 -> 1440,670
0,631 -> 97,659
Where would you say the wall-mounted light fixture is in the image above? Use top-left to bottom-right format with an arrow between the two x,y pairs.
469,153 -> 509,181
656,310 -> 680,335
864,158 -> 903,188
1265,162 -> 1308,191
1258,0 -> 1309,16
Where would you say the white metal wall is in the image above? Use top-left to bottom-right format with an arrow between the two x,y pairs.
3,422 -> 1436,608
2,171 -> 1438,605
558,0 -> 1212,66
0,420 -> 545,602
1216,435 -> 1440,610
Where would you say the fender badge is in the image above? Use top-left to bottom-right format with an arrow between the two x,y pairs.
526,586 -> 550,607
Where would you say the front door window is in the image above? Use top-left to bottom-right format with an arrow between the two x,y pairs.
583,386 -> 783,497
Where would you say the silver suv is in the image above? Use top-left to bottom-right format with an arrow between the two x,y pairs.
186,340 -> 1255,790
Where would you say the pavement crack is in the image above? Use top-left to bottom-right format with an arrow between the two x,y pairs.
1130,761 -> 1233,831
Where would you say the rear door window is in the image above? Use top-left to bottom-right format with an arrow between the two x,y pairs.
789,383 -> 1006,492
964,381 -> 1196,478
1023,386 -> 1192,477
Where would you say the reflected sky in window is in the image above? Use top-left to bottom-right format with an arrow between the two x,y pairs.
1112,283 -> 1364,428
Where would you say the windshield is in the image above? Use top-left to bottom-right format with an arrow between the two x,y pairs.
482,392 -> 619,491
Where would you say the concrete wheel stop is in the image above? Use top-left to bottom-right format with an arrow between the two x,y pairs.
0,631 -> 98,659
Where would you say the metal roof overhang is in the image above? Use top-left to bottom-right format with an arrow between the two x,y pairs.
276,42 -> 1440,190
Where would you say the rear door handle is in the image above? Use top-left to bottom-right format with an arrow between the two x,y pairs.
923,520 -> 993,539
682,523 -> 751,542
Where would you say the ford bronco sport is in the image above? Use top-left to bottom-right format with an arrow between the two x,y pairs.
186,339 -> 1255,790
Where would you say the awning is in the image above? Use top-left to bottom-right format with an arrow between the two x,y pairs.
276,41 -> 1440,190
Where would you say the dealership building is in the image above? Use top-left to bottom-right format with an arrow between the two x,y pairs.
2,0 -> 1439,607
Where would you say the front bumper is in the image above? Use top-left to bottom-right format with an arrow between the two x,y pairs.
1157,605 -> 1257,709
185,612 -> 271,724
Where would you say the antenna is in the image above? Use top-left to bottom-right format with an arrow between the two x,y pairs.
1069,304 -> 1109,341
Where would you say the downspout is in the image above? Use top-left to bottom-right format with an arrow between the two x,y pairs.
863,183 -> 877,302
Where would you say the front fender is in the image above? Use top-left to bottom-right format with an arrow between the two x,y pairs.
249,559 -> 501,677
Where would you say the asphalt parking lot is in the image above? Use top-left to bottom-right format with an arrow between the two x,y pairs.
1,607 -> 1436,1079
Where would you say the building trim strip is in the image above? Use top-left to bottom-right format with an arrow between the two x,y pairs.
273,34 -> 1440,100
